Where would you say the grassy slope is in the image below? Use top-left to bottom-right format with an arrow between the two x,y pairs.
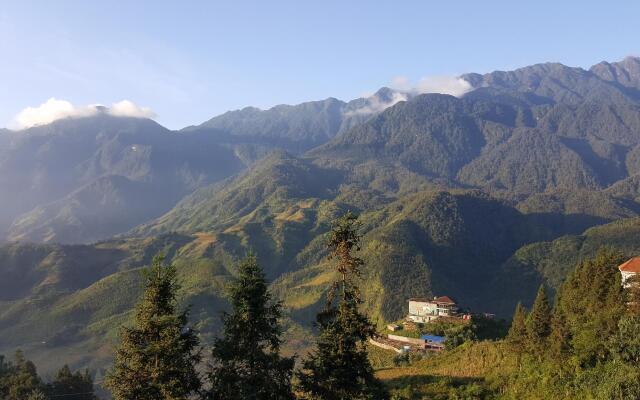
5,203 -> 640,376
372,341 -> 513,399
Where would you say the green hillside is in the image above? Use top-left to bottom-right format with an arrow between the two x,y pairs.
4,57 -> 640,385
6,198 -> 640,376
489,217 -> 640,315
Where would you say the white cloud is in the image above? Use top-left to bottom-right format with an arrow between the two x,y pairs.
109,100 -> 156,119
346,75 -> 473,117
412,76 -> 473,97
13,98 -> 156,129
14,98 -> 97,129
345,91 -> 409,116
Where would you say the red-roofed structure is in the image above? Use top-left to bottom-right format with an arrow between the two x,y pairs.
433,296 -> 455,305
619,257 -> 640,287
619,257 -> 640,272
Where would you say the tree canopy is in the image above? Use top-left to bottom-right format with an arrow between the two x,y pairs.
297,212 -> 388,400
206,254 -> 294,400
105,255 -> 201,400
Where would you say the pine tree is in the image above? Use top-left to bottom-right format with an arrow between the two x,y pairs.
105,255 -> 201,400
506,302 -> 528,371
206,254 -> 294,400
296,212 -> 388,400
526,285 -> 551,354
610,315 -> 640,364
548,307 -> 571,360
555,248 -> 626,365
46,365 -> 97,400
506,302 -> 527,346
0,354 -> 10,399
3,350 -> 42,400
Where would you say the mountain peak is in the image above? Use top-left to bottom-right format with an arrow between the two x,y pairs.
590,56 -> 640,89
9,98 -> 157,131
372,87 -> 400,102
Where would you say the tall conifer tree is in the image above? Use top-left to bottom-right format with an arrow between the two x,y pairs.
548,307 -> 571,360
507,302 -> 527,346
555,248 -> 626,365
296,212 -> 387,400
105,255 -> 201,400
507,302 -> 528,370
0,351 -> 42,400
206,254 -> 294,400
526,285 -> 551,353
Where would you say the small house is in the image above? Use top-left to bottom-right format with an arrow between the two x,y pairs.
618,257 -> 640,287
408,296 -> 457,323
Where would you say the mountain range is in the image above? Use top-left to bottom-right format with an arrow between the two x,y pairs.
0,88 -> 415,244
2,56 -> 640,375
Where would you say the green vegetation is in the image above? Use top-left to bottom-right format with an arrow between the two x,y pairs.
375,341 -> 513,399
486,249 -> 636,399
0,114 -> 246,244
3,227 -> 640,398
525,285 -> 551,353
105,255 -> 201,399
206,254 -> 294,399
4,58 -> 640,398
296,212 -> 388,399
45,365 -> 97,400
383,316 -> 506,350
368,250 -> 640,399
6,205 -> 640,380
0,351 -> 97,400
505,302 -> 526,349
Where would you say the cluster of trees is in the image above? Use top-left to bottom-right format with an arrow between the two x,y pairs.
0,351 -> 96,400
104,212 -> 388,400
431,315 -> 505,351
502,248 -> 640,398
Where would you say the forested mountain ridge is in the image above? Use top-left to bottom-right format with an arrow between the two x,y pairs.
139,57 -> 640,240
590,55 -> 640,91
314,61 -> 640,195
4,57 -> 640,380
0,89 -> 410,245
184,87 -> 412,152
4,58 -> 640,244
0,114 -> 247,244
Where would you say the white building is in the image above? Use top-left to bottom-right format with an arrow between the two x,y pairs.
408,296 -> 457,323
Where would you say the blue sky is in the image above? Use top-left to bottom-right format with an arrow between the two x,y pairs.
1,1 -> 638,129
